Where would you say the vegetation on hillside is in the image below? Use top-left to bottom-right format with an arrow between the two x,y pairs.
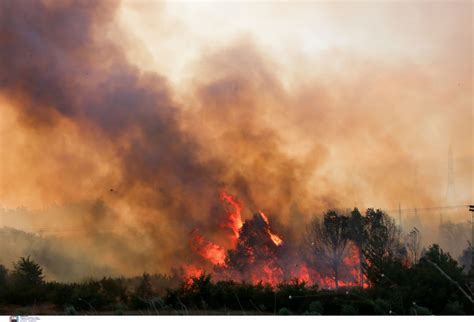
0,208 -> 472,315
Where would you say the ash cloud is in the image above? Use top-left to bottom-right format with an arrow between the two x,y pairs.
0,1 -> 471,277
0,0 -> 224,273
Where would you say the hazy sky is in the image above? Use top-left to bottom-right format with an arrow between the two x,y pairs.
117,1 -> 471,85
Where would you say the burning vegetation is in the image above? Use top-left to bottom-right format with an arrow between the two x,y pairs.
186,192 -> 370,289
0,1 -> 472,315
0,0 -> 471,281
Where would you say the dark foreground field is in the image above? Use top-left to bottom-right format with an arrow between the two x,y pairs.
0,304 -> 262,315
1,243 -> 473,316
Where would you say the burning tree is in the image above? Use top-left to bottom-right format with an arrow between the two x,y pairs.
188,192 -> 286,285
223,212 -> 284,285
306,211 -> 351,289
188,192 -> 371,289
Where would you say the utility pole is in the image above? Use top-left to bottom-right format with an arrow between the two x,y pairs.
446,145 -> 456,204
398,203 -> 402,228
413,207 -> 420,229
469,205 -> 473,247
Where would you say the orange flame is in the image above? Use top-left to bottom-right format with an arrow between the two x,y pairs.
182,264 -> 204,284
187,193 -> 369,289
269,231 -> 283,246
220,191 -> 243,243
191,230 -> 226,265
259,211 -> 270,224
344,244 -> 369,288
259,211 -> 283,246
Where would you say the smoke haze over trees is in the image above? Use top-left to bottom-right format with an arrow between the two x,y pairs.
0,0 -> 472,280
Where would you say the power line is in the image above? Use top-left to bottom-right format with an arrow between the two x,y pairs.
0,226 -> 129,235
1,205 -> 470,235
3,204 -> 468,216
384,205 -> 469,213
2,205 -> 467,234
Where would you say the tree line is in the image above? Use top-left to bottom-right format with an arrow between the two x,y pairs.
0,208 -> 472,315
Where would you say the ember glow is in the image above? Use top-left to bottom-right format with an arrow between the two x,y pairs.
182,264 -> 204,281
187,192 -> 365,288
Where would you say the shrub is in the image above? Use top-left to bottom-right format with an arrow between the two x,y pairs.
442,301 -> 464,315
374,298 -> 390,314
308,301 -> 324,314
278,307 -> 292,315
340,304 -> 358,315
409,304 -> 431,315
64,305 -> 78,315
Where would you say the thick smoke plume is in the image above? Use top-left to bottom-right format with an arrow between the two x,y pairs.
0,1 -> 471,278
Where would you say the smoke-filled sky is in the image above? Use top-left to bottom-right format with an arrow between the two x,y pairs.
0,0 -> 472,279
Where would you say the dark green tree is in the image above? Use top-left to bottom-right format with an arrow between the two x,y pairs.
136,273 -> 154,299
0,264 -> 8,302
10,256 -> 45,304
362,209 -> 404,285
0,264 -> 7,287
131,273 -> 156,310
308,300 -> 324,314
411,244 -> 471,314
11,256 -> 44,287
100,277 -> 128,305
442,301 -> 465,315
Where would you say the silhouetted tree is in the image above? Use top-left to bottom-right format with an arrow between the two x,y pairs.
363,209 -> 404,285
411,244 -> 471,313
11,256 -> 44,287
130,273 -> 155,309
100,277 -> 128,305
136,273 -> 154,299
0,264 -> 7,286
307,211 -> 350,288
0,264 -> 8,301
10,256 -> 45,304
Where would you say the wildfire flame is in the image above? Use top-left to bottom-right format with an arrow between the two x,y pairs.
220,191 -> 243,243
191,229 -> 226,265
182,264 -> 204,280
259,211 -> 270,224
259,211 -> 283,246
269,232 -> 283,246
186,191 -> 367,289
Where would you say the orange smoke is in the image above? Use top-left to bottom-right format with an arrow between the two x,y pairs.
0,0 -> 471,280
